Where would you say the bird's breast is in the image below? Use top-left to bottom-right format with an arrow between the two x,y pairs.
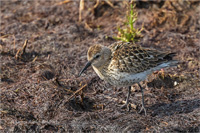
92,66 -> 151,87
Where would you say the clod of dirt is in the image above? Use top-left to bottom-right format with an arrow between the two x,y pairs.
147,73 -> 184,89
68,97 -> 95,111
41,70 -> 55,80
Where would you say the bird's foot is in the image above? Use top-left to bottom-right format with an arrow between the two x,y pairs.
121,103 -> 130,111
138,105 -> 147,116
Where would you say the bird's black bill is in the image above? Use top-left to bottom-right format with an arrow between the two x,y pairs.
78,61 -> 92,76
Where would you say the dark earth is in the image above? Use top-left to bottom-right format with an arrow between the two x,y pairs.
1,0 -> 200,132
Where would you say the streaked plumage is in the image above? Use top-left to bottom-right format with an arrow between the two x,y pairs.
79,41 -> 178,115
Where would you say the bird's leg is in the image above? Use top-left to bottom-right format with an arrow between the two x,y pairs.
137,83 -> 147,115
121,86 -> 131,111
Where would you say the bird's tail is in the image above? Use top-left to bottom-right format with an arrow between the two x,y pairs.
163,52 -> 177,61
165,52 -> 179,67
155,52 -> 179,70
167,60 -> 179,67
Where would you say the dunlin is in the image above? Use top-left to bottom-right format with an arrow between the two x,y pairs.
79,41 -> 178,115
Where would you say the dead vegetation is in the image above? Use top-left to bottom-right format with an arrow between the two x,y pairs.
0,0 -> 200,132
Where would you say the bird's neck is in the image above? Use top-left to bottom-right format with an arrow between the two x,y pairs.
92,59 -> 110,79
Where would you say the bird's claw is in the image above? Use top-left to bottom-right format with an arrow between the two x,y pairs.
138,106 -> 147,116
121,103 -> 130,111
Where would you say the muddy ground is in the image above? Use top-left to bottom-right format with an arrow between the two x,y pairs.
1,0 -> 200,132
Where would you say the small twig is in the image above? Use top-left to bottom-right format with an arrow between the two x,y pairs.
22,39 -> 28,55
15,48 -> 21,59
0,34 -> 10,38
15,39 -> 28,59
56,0 -> 71,5
104,95 -> 137,109
51,78 -> 74,93
93,0 -> 99,9
105,0 -> 115,9
79,0 -> 84,23
66,84 -> 87,102
84,22 -> 93,31
32,56 -> 38,62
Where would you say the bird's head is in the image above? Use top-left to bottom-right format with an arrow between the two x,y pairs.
79,44 -> 111,76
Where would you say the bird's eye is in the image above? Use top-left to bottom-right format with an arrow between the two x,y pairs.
94,54 -> 100,59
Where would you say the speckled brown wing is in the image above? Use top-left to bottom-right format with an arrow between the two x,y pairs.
108,42 -> 176,73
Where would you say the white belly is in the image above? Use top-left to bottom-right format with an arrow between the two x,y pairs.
92,66 -> 152,87
107,71 -> 150,87
91,62 -> 175,87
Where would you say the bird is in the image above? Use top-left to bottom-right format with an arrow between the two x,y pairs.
79,41 -> 178,115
